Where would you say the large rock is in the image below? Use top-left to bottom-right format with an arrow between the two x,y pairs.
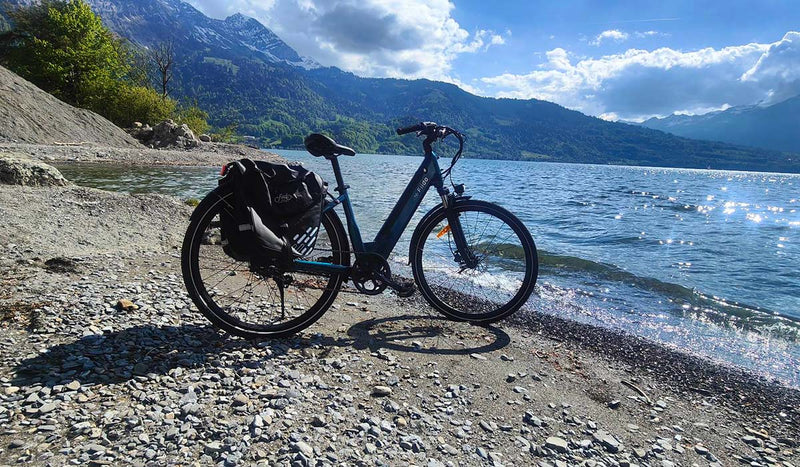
129,120 -> 201,149
0,152 -> 70,186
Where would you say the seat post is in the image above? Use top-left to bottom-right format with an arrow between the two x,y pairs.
327,156 -> 348,194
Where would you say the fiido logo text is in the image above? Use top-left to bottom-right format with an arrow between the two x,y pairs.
273,193 -> 295,204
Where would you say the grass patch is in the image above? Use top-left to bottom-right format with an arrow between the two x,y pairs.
203,57 -> 239,75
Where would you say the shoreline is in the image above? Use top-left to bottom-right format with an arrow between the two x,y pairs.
1,182 -> 798,465
8,141 -> 800,177
0,142 -> 284,167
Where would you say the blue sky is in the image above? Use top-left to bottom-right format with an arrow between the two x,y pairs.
187,0 -> 800,121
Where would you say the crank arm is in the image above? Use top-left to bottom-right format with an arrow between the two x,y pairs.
373,271 -> 415,298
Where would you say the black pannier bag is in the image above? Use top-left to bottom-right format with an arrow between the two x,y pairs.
218,159 -> 326,264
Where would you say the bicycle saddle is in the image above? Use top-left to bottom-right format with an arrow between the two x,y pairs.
304,133 -> 356,158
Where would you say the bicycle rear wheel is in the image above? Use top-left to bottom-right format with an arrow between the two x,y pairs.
181,185 -> 349,339
410,199 -> 537,323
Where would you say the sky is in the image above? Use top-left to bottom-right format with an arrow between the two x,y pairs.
186,0 -> 800,121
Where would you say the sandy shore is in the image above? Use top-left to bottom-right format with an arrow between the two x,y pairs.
0,162 -> 799,465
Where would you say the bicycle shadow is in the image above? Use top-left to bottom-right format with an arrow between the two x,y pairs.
10,315 -> 510,389
346,314 -> 511,356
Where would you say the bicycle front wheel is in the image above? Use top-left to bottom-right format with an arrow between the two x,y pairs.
181,185 -> 349,339
410,199 -> 538,323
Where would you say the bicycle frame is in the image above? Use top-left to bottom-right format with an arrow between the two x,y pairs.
294,150 -> 448,275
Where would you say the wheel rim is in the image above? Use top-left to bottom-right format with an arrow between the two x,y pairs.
415,204 -> 535,318
187,192 -> 344,334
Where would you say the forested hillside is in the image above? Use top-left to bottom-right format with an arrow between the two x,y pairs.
178,59 -> 800,172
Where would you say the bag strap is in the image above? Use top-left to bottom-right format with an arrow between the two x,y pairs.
231,160 -> 256,233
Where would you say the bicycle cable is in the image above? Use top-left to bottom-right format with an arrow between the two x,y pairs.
396,122 -> 464,189
438,127 -> 464,188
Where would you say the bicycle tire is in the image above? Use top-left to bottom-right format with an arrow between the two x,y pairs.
181,185 -> 349,339
410,199 -> 537,323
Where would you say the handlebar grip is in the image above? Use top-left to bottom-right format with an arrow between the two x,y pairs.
396,123 -> 425,135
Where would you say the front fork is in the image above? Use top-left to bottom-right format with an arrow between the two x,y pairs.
441,190 -> 479,269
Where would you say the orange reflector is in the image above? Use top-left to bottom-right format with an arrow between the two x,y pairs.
436,225 -> 451,238
220,165 -> 228,176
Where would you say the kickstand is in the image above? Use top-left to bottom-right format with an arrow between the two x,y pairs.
274,276 -> 286,320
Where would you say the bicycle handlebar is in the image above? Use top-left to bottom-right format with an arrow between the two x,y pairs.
396,121 -> 440,136
396,121 -> 465,177
396,123 -> 425,135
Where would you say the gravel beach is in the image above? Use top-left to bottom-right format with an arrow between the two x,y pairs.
1,165 -> 799,466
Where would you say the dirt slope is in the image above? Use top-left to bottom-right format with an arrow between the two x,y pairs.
0,65 -> 142,148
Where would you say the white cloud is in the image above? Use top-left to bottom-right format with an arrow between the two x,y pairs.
187,0 -> 507,81
590,29 -> 629,46
672,103 -> 731,117
741,31 -> 800,103
598,112 -> 619,121
481,33 -> 800,120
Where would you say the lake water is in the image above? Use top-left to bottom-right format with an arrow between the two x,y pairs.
57,151 -> 800,387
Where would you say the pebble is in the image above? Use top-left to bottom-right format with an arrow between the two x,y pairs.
310,415 -> 327,427
204,441 -> 222,454
292,441 -> 313,457
39,402 -> 58,414
523,411 -> 543,427
694,444 -> 709,456
65,380 -> 82,391
593,430 -> 622,453
232,393 -> 250,406
383,399 -> 400,412
0,246 -> 787,467
545,436 -> 569,453
742,435 -> 762,447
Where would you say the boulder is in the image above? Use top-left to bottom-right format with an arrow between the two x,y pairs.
127,124 -> 154,142
126,120 -> 201,149
199,133 -> 212,142
151,120 -> 200,149
0,152 -> 70,186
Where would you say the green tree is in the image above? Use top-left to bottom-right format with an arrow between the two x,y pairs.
0,0 -> 210,129
98,84 -> 176,128
1,0 -> 128,108
175,103 -> 210,135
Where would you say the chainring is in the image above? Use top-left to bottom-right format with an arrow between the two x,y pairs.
350,253 -> 391,295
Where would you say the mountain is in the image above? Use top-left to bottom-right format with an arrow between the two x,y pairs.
3,0 -> 800,173
84,0 -> 318,68
1,0 -> 317,68
637,96 -> 800,153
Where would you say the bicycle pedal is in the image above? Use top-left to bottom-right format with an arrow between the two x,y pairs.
374,271 -> 416,297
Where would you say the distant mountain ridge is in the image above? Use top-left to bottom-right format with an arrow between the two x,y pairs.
2,0 -> 799,173
637,96 -> 800,153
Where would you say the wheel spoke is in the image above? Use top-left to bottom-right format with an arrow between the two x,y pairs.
413,202 -> 537,322
183,189 -> 347,338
